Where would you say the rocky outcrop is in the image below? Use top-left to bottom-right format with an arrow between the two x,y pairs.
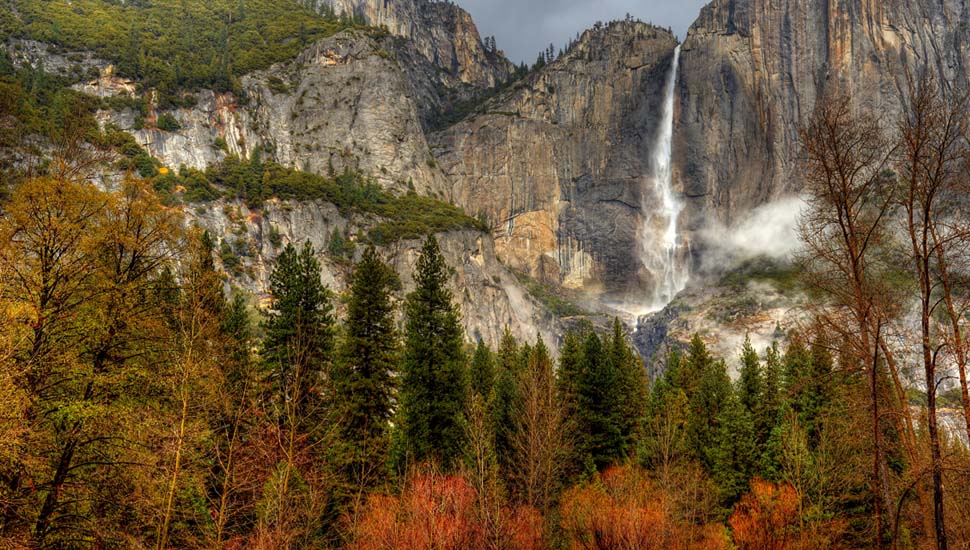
432,21 -> 679,300
97,30 -> 449,194
677,0 -> 970,230
191,198 -> 561,349
322,0 -> 514,89
239,31 -> 448,194
2,39 -> 107,79
634,266 -> 803,377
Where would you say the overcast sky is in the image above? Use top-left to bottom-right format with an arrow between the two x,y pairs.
455,0 -> 710,64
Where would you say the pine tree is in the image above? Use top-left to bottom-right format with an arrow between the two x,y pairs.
328,227 -> 346,258
492,327 -> 522,475
737,336 -> 763,415
784,332 -> 833,445
756,341 -> 784,448
711,392 -> 758,504
470,339 -> 495,401
606,317 -> 648,459
681,335 -> 733,468
332,245 -> 400,485
556,328 -> 585,416
263,240 -> 334,434
394,236 -> 468,470
572,330 -> 625,473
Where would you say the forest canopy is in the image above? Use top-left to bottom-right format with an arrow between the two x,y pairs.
1,0 -> 368,97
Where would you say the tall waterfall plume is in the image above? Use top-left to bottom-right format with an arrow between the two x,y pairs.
638,45 -> 688,313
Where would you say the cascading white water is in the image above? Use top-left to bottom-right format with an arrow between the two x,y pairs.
638,45 -> 688,313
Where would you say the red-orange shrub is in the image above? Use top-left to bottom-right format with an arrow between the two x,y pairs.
503,505 -> 545,550
347,470 -> 545,550
349,472 -> 483,549
729,479 -> 799,550
560,465 -> 727,550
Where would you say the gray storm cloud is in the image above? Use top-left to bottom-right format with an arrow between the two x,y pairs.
455,0 -> 709,63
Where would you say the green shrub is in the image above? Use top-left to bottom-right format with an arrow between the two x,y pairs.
219,240 -> 241,274
267,76 -> 290,95
156,113 -> 181,132
197,156 -> 486,244
512,271 -> 589,317
268,225 -> 283,247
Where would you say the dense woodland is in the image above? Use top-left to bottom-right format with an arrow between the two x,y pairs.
3,1 -> 970,548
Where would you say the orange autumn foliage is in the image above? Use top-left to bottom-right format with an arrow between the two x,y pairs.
347,470 -> 544,550
503,505 -> 546,550
560,465 -> 727,550
729,479 -> 801,550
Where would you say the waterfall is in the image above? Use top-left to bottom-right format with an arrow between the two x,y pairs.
639,45 -> 688,312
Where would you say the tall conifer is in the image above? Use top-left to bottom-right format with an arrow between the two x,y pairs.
333,245 -> 400,483
394,236 -> 468,470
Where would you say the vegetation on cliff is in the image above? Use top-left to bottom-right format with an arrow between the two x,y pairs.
1,0 -> 370,102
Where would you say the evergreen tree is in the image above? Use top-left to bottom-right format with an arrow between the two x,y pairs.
221,293 -> 254,391
569,330 -> 626,473
492,327 -> 522,474
394,236 -> 468,470
756,341 -> 784,447
556,326 -> 586,417
737,336 -> 763,415
263,240 -> 334,434
470,338 -> 495,401
332,245 -> 400,484
784,332 -> 834,445
681,335 -> 733,468
711,392 -> 758,504
328,227 -> 346,258
606,317 -> 648,458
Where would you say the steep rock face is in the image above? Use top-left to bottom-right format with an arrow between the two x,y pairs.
192,199 -> 561,348
323,0 -> 514,88
240,32 -> 447,193
433,22 -> 678,299
97,31 -> 447,194
677,0 -> 970,230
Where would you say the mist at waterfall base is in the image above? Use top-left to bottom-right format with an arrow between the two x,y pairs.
697,196 -> 807,270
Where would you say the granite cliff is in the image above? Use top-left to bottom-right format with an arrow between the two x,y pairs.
638,0 -> 970,359
677,0 -> 970,231
321,0 -> 515,89
431,21 -> 679,302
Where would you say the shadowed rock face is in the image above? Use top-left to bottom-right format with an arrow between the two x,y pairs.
432,21 -> 679,302
677,0 -> 970,234
322,0 -> 514,88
